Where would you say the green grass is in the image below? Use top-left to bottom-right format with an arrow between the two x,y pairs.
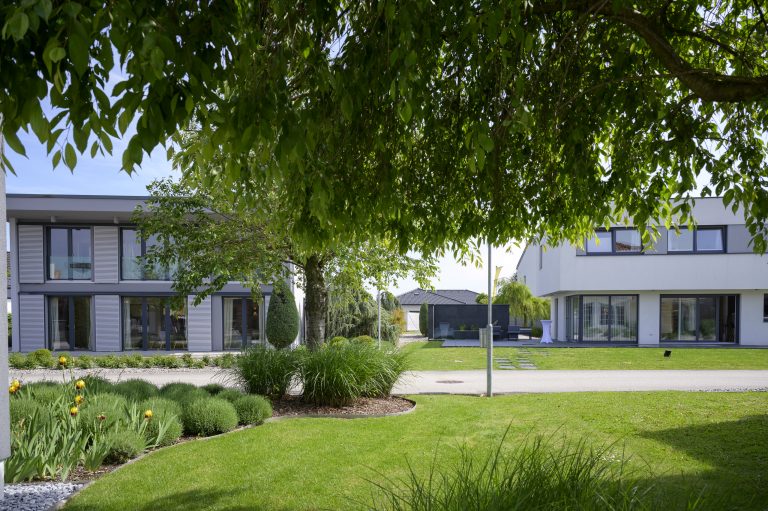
66,392 -> 768,510
402,341 -> 768,370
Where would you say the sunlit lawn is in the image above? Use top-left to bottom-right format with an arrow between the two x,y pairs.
66,392 -> 768,510
402,341 -> 768,370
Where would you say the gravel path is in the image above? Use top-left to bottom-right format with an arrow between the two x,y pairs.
2,482 -> 83,511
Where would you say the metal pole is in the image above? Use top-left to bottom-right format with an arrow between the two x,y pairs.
377,289 -> 382,347
487,241 -> 493,397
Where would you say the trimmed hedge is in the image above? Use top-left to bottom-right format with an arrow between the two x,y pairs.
182,398 -> 239,436
217,389 -> 245,403
265,284 -> 299,349
111,379 -> 159,402
104,429 -> 145,464
419,303 -> 428,336
233,395 -> 272,425
160,383 -> 209,405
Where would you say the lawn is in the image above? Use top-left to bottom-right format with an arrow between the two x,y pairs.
66,392 -> 768,510
402,341 -> 768,370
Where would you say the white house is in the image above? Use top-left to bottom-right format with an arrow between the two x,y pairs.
516,198 -> 768,346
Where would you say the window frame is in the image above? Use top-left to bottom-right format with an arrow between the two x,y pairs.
585,228 -> 644,255
659,294 -> 739,342
47,295 -> 93,350
222,296 -> 260,350
46,226 -> 93,280
119,227 -> 173,281
667,226 -> 726,254
763,294 -> 767,323
566,294 -> 639,342
121,296 -> 187,351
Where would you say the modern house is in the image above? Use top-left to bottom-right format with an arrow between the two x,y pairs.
7,194 -> 303,353
516,198 -> 768,346
397,288 -> 480,331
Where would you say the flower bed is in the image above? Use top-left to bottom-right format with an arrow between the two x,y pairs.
9,349 -> 238,370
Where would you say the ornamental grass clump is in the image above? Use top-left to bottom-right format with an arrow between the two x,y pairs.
182,398 -> 239,436
233,395 -> 273,425
160,382 -> 209,405
217,388 -> 245,403
112,379 -> 160,402
234,345 -> 299,398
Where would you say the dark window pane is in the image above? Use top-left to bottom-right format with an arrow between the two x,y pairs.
49,296 -> 69,350
121,229 -> 142,280
699,297 -> 717,340
696,229 -> 723,251
582,296 -> 610,341
661,297 -> 697,340
668,229 -> 693,252
170,301 -> 187,350
586,232 -> 612,253
48,228 -> 68,279
143,235 -> 168,280
610,296 -> 637,341
764,295 -> 768,322
223,297 -> 242,350
72,296 -> 92,349
614,230 -> 642,252
71,229 -> 92,279
146,297 -> 166,350
122,297 -> 143,350
245,298 -> 259,347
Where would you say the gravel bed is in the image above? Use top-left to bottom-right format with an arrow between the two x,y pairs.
2,482 -> 83,511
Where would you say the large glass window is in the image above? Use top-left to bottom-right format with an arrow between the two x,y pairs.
223,297 -> 259,350
565,295 -> 638,342
764,295 -> 768,322
47,227 -> 92,280
614,229 -> 642,253
668,227 -> 724,253
586,231 -> 612,253
122,297 -> 187,350
120,228 -> 175,280
48,296 -> 92,350
660,295 -> 737,342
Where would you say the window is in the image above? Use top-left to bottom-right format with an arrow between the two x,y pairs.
660,295 -> 737,342
47,227 -> 92,280
48,296 -> 92,350
121,228 -> 175,280
764,294 -> 768,322
122,297 -> 187,350
223,297 -> 260,350
586,231 -> 612,253
566,295 -> 638,342
668,227 -> 724,253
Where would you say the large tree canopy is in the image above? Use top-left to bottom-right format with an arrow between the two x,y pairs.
3,1 -> 768,253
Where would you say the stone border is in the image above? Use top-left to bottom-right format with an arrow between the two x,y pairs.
50,396 -> 416,510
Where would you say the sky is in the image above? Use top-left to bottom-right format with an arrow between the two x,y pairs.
6,129 -> 525,297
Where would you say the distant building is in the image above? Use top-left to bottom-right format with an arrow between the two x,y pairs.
397,289 -> 479,331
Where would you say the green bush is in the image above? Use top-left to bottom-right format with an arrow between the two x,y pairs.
111,379 -> 159,402
328,336 -> 348,346
217,388 -> 245,403
27,382 -> 68,405
96,355 -> 126,369
214,353 -> 237,368
140,397 -> 183,447
351,335 -> 376,346
233,395 -> 272,425
79,393 -> 129,436
531,326 -> 543,338
54,352 -> 75,369
160,382 -> 209,405
122,354 -> 145,368
74,355 -> 95,369
9,352 -> 31,369
235,345 -> 298,398
182,398 -> 239,436
300,343 -> 409,406
104,428 -> 146,464
202,383 -> 226,395
266,284 -> 299,349
27,349 -> 55,368
81,375 -> 115,395
9,398 -> 46,427
419,303 -> 428,336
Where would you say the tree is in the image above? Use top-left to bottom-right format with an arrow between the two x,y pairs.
135,178 -> 436,350
326,287 -> 401,343
4,2 -> 768,254
475,293 -> 488,305
265,283 -> 300,349
495,278 -> 550,327
419,303 -> 428,337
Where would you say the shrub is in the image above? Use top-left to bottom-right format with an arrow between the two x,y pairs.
96,355 -> 126,369
27,349 -> 55,368
122,354 -> 145,368
202,383 -> 226,395
181,353 -> 205,368
160,382 -> 209,405
233,395 -> 273,425
104,428 -> 146,464
266,284 -> 299,349
235,345 -> 298,398
27,382 -> 68,405
328,336 -> 348,346
74,355 -> 95,369
81,375 -> 114,395
217,388 -> 245,403
531,326 -> 543,338
79,393 -> 129,436
419,303 -> 428,336
182,398 -> 239,436
9,398 -> 46,427
9,352 -> 31,369
54,352 -> 75,369
351,335 -> 376,346
140,397 -> 183,447
111,379 -> 159,402
214,353 -> 237,368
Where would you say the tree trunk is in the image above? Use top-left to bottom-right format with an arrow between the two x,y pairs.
303,254 -> 327,350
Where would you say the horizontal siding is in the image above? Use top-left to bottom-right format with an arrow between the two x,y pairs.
187,296 -> 212,351
94,226 -> 119,283
94,295 -> 121,351
18,225 -> 44,283
19,294 -> 46,352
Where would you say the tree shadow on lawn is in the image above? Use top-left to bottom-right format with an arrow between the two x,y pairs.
639,414 -> 768,510
68,488 -> 300,511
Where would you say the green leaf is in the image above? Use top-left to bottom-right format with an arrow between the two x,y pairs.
341,94 -> 353,121
49,46 -> 66,62
150,47 -> 165,77
52,150 -> 61,169
398,102 -> 412,124
64,143 -> 77,170
68,31 -> 89,76
477,133 -> 494,153
3,129 -> 27,157
3,11 -> 30,41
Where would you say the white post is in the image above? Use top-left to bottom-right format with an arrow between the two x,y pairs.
486,241 -> 493,398
377,290 -> 381,347
0,117 -> 10,498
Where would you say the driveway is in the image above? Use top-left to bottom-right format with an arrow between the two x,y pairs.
10,368 -> 768,394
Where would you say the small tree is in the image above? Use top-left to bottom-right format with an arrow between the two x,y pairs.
266,284 -> 300,350
419,303 -> 428,337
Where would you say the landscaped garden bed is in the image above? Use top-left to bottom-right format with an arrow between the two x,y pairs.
9,349 -> 238,370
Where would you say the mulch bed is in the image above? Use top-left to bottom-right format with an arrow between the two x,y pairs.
271,395 -> 415,417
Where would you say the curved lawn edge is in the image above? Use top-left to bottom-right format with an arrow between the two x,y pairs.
54,397 -> 417,510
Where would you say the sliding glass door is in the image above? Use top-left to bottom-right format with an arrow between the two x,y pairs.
223,297 -> 259,350
660,295 -> 737,342
48,296 -> 93,350
564,295 -> 638,342
122,297 -> 187,350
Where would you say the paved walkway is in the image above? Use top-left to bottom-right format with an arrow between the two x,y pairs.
10,368 -> 768,395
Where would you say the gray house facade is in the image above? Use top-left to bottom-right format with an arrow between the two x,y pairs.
8,194 -> 298,353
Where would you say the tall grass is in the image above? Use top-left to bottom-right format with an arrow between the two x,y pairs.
234,345 -> 299,398
368,430 -> 707,511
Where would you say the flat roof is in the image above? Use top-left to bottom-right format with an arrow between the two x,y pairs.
7,194 -> 148,222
